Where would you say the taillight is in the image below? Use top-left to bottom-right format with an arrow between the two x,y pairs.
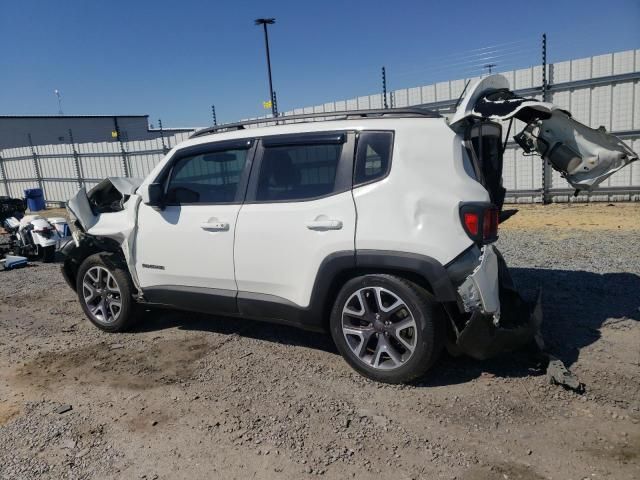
483,208 -> 498,240
463,212 -> 479,236
460,203 -> 499,244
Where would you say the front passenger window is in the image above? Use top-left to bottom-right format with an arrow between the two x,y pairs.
166,149 -> 249,204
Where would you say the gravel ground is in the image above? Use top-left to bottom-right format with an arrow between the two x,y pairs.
0,205 -> 639,480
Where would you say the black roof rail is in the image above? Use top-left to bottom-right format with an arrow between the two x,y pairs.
190,107 -> 441,138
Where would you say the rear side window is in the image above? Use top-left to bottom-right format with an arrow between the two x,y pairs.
354,131 -> 393,186
166,149 -> 249,204
256,143 -> 342,201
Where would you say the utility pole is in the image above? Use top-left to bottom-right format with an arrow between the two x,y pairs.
27,133 -> 43,191
541,32 -> 552,204
542,33 -> 548,101
483,63 -> 497,75
113,117 -> 130,177
255,18 -> 277,117
68,129 -> 84,189
158,119 -> 168,153
211,104 -> 217,126
382,66 -> 388,109
272,91 -> 279,118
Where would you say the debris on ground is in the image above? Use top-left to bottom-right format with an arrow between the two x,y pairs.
1,255 -> 28,270
545,354 -> 586,393
54,404 -> 73,415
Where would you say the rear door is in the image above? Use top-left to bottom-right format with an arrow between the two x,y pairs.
233,132 -> 356,310
450,74 -> 638,192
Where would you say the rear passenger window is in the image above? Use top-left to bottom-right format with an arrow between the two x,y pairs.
354,131 -> 393,186
256,143 -> 342,201
166,149 -> 249,204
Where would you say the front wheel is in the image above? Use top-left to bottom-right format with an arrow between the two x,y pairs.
330,274 -> 444,384
76,253 -> 137,332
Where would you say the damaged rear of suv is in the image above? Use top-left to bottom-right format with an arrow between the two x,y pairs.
61,75 -> 636,384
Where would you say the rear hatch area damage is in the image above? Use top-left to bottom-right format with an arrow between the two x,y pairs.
450,74 -> 638,193
441,75 -> 635,391
447,245 -> 583,392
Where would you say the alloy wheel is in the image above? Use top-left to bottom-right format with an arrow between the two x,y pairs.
341,287 -> 417,370
82,266 -> 123,325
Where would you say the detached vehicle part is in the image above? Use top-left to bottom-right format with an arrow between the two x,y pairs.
2,214 -> 69,263
450,74 -> 637,193
0,196 -> 26,223
1,255 -> 28,270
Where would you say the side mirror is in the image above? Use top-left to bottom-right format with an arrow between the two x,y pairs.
140,183 -> 164,207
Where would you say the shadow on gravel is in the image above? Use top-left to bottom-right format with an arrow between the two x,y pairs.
423,267 -> 640,387
511,267 -> 640,363
130,267 -> 639,387
132,309 -> 337,354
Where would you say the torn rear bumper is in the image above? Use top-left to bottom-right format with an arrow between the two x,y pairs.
447,245 -> 543,360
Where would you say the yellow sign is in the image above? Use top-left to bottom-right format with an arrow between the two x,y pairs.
262,100 -> 272,109
111,131 -> 118,138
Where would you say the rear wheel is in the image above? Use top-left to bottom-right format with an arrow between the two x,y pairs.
330,274 -> 444,384
76,253 -> 137,332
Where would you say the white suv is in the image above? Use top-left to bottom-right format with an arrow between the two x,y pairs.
62,75 -> 636,383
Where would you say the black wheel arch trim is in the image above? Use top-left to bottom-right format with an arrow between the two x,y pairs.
355,250 -> 457,302
59,234 -> 124,292
68,249 -> 457,333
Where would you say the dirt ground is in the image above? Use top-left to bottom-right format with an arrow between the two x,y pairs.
500,203 -> 640,232
0,204 -> 639,480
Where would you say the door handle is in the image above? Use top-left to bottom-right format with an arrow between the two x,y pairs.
200,221 -> 230,231
306,219 -> 343,231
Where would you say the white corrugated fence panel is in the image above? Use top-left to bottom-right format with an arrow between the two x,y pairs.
613,50 -> 635,74
612,82 -> 634,131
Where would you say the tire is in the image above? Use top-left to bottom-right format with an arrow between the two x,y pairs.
330,274 -> 444,384
41,245 -> 55,263
76,252 -> 137,332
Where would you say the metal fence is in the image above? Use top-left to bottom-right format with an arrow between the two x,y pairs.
0,131 -> 193,205
1,49 -> 639,206
284,48 -> 640,203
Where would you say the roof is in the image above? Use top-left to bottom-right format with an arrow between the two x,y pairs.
180,116 -> 448,152
191,107 -> 441,139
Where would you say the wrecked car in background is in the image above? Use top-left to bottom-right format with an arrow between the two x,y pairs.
61,74 -> 636,384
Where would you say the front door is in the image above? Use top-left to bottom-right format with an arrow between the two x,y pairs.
135,140 -> 254,312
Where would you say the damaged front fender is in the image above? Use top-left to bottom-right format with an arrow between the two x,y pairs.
65,177 -> 144,294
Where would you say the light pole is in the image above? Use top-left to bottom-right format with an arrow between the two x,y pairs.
254,17 -> 277,117
54,89 -> 63,115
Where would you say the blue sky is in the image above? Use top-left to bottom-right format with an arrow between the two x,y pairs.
1,0 -> 638,127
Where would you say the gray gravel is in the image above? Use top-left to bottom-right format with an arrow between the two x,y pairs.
0,227 -> 639,480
